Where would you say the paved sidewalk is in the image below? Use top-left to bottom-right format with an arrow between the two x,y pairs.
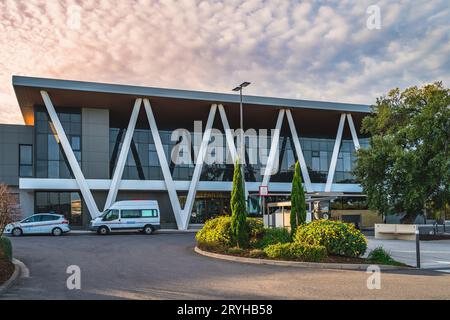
367,237 -> 450,270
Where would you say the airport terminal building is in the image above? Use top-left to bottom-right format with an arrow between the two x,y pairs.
0,76 -> 381,230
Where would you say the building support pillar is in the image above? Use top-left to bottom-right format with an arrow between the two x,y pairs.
325,113 -> 346,192
285,109 -> 313,193
262,109 -> 285,187
104,98 -> 142,210
40,90 -> 100,218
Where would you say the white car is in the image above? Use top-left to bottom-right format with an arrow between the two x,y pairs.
90,200 -> 161,235
4,213 -> 70,237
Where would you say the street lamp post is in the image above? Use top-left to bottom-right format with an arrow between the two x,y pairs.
232,82 -> 251,164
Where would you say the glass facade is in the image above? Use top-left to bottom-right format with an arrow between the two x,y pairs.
35,191 -> 83,226
35,107 -> 81,178
109,126 -> 368,184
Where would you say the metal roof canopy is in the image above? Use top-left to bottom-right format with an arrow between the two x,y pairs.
12,75 -> 371,125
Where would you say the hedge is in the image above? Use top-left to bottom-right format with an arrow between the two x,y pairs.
294,219 -> 367,257
264,242 -> 327,262
0,237 -> 12,261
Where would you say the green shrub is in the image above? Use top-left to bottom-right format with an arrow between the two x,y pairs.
255,228 -> 291,249
294,220 -> 367,257
0,237 -> 12,261
367,247 -> 405,266
248,249 -> 266,258
247,218 -> 264,238
196,216 -> 232,248
196,216 -> 265,250
264,242 -> 326,262
226,247 -> 244,255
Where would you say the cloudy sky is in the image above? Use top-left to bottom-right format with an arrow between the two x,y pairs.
0,0 -> 449,124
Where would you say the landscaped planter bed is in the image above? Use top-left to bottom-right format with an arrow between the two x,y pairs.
196,216 -> 408,268
197,243 -> 407,266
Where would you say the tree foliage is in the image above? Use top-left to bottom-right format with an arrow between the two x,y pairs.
290,161 -> 307,235
354,82 -> 450,223
230,159 -> 249,248
0,184 -> 20,237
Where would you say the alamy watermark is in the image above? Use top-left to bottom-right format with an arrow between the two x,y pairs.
366,5 -> 381,30
67,5 -> 82,30
366,265 -> 381,290
170,122 -> 281,176
66,265 -> 81,290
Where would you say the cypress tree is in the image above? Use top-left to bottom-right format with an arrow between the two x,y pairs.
230,158 -> 248,248
290,161 -> 307,236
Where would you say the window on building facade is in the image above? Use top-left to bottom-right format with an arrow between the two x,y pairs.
19,144 -> 33,177
35,107 -> 81,179
108,124 -> 367,184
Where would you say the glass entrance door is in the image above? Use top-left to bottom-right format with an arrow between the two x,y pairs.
182,192 -> 231,224
35,192 -> 83,226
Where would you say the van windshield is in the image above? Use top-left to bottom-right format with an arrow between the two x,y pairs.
99,210 -> 111,218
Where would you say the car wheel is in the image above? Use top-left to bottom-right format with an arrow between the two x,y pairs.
52,227 -> 63,236
143,225 -> 153,235
98,226 -> 109,235
12,228 -> 23,237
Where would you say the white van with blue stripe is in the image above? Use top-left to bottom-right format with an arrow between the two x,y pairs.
90,200 -> 161,235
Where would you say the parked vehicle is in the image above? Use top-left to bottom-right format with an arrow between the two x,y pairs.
4,213 -> 70,236
90,200 -> 161,235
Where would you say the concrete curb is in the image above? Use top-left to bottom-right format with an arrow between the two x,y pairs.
0,258 -> 24,295
194,246 -> 410,271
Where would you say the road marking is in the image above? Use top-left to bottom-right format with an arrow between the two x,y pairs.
435,270 -> 450,273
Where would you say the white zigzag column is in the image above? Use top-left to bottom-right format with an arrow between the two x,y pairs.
325,113 -> 361,192
346,113 -> 361,150
262,109 -> 285,187
104,98 -> 142,210
40,91 -> 100,218
285,109 -> 313,193
180,104 -> 217,230
218,104 -> 249,199
143,98 -> 184,229
144,99 -> 217,230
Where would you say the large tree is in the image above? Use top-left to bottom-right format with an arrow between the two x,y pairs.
230,159 -> 248,248
290,161 -> 307,235
355,82 -> 450,223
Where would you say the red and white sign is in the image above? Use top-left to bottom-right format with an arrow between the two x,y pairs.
259,185 -> 269,196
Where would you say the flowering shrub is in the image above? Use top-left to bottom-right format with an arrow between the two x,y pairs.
294,220 -> 367,257
196,216 -> 264,250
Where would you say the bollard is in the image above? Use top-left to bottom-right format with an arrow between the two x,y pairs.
415,229 -> 421,269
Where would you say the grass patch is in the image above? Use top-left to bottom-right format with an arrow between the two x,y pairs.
367,247 -> 407,267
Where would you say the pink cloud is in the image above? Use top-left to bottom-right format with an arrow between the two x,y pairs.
0,0 -> 448,124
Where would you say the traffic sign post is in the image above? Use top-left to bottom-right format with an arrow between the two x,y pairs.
259,185 -> 269,197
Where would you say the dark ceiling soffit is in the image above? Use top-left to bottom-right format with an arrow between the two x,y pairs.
12,75 -> 371,113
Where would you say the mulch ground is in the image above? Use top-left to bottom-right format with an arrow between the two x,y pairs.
200,245 -> 375,265
0,256 -> 14,285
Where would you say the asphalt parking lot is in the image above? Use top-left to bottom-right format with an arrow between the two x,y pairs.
2,232 -> 450,300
